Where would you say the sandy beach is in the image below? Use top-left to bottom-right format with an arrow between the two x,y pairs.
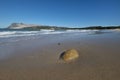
0,31 -> 120,80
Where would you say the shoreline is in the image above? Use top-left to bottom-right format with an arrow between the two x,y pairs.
0,31 -> 120,80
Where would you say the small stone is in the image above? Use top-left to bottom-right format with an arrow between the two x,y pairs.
60,49 -> 79,62
58,43 -> 61,45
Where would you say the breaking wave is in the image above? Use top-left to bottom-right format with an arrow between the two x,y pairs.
0,29 -> 115,38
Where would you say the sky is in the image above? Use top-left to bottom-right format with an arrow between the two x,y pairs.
0,0 -> 120,28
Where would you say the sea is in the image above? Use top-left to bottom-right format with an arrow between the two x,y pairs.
0,28 -> 119,46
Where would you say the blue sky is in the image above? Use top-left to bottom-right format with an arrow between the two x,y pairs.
0,0 -> 120,28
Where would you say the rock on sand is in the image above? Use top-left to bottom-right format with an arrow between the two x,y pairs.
60,49 -> 79,62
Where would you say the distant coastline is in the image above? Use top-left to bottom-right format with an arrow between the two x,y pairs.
1,23 -> 120,31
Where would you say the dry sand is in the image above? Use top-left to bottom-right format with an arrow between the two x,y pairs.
0,32 -> 120,80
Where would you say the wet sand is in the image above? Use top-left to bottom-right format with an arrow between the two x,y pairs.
0,31 -> 120,80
